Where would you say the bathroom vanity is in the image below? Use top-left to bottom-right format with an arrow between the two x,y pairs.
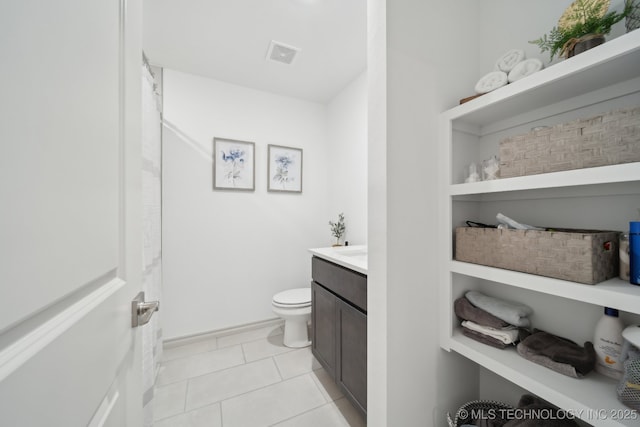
308,246 -> 367,417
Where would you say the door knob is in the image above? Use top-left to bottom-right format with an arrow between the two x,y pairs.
131,292 -> 160,327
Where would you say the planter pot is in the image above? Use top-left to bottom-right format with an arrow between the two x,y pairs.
566,34 -> 605,58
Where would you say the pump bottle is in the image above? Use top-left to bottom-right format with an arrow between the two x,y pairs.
593,307 -> 624,380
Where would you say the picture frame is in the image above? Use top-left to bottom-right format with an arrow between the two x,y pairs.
267,144 -> 303,193
213,137 -> 255,191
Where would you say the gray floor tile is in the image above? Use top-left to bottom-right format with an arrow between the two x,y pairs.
157,345 -> 245,386
334,397 -> 366,427
273,347 -> 321,380
153,380 -> 187,421
272,400 -> 358,427
220,374 -> 326,427
162,338 -> 218,362
153,325 -> 365,427
310,368 -> 344,402
186,358 -> 281,411
241,333 -> 294,362
153,403 -> 222,427
217,324 -> 284,348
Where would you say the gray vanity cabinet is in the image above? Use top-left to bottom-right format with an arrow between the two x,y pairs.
311,256 -> 367,416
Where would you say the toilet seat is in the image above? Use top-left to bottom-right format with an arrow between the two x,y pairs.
272,288 -> 311,309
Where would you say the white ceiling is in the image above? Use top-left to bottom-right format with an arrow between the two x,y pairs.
143,0 -> 367,103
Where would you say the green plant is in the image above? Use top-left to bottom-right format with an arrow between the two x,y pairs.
530,0 -> 631,60
329,213 -> 346,245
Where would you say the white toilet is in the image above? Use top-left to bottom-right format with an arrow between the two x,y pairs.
272,288 -> 312,348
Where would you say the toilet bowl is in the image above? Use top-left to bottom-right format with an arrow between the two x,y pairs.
272,288 -> 312,348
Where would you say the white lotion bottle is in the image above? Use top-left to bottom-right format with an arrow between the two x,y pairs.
594,307 -> 624,380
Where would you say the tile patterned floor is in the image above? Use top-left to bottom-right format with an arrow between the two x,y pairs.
152,324 -> 366,427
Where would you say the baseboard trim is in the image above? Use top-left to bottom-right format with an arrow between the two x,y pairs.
163,318 -> 284,349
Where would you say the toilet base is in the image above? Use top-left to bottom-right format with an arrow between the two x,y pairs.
282,319 -> 311,348
272,294 -> 312,349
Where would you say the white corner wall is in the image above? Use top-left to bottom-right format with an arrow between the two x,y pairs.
382,0 -> 482,422
162,69 -> 330,340
327,72 -> 368,246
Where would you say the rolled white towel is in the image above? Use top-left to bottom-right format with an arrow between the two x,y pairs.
495,49 -> 525,73
508,58 -> 544,83
461,320 -> 520,344
465,290 -> 532,327
474,71 -> 508,94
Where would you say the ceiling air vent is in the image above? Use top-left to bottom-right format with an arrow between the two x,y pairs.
266,40 -> 300,65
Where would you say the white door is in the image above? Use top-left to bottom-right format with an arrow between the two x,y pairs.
0,1 -> 146,426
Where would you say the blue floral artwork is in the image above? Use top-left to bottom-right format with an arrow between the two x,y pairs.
273,154 -> 293,185
268,145 -> 302,193
213,138 -> 255,191
221,148 -> 246,185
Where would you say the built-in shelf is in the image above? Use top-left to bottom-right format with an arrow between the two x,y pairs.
447,332 -> 638,427
439,29 -> 640,427
450,261 -> 640,315
441,30 -> 640,127
449,163 -> 640,196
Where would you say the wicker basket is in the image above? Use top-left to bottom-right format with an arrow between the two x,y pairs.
455,227 -> 620,284
617,351 -> 640,410
627,0 -> 640,32
499,107 -> 640,178
447,399 -> 514,427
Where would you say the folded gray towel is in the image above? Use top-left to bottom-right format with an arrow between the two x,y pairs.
462,327 -> 507,349
465,291 -> 532,327
455,296 -> 510,329
517,342 -> 582,378
519,329 -> 595,376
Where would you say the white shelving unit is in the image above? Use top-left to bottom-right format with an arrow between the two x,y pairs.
438,30 -> 640,427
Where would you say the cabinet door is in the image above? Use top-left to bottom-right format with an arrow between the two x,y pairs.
337,299 -> 367,414
311,281 -> 337,378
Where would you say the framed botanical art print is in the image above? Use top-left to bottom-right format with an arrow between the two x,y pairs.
213,137 -> 255,191
267,144 -> 303,193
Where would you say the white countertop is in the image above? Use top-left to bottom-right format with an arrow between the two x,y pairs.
308,245 -> 367,275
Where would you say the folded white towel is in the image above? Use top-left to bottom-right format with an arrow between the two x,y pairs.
462,320 -> 520,344
474,71 -> 508,94
465,290 -> 532,327
495,49 -> 525,73
508,58 -> 544,83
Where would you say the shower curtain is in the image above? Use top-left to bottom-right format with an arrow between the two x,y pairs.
141,59 -> 163,427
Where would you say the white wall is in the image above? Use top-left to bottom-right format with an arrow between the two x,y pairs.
161,61 -> 369,340
366,0 -> 388,422
162,69 -> 330,340
477,0 -> 629,74
388,1 -> 482,423
368,1 -> 482,425
326,72 -> 368,246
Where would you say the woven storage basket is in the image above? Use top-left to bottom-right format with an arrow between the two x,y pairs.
617,351 -> 640,411
627,0 -> 640,32
455,227 -> 620,284
447,399 -> 514,427
499,107 -> 640,178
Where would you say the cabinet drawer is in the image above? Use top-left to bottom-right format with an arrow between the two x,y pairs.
312,256 -> 367,312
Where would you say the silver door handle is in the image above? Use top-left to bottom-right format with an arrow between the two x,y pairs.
132,292 -> 160,327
